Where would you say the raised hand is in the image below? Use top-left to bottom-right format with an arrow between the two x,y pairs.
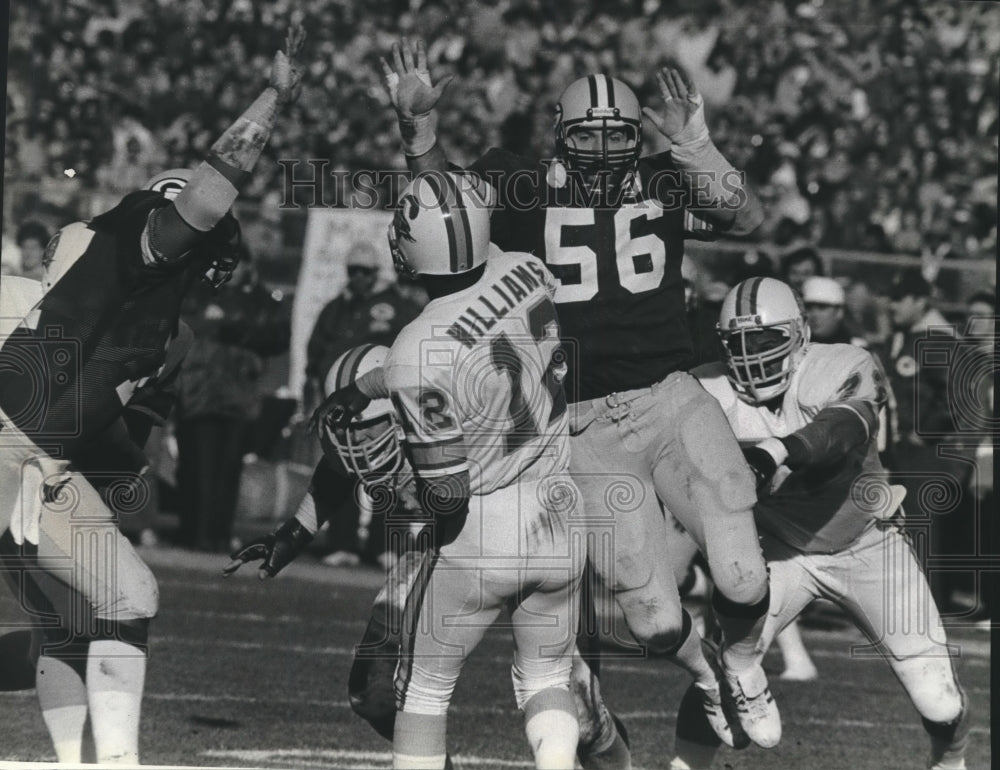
271,24 -> 306,106
381,37 -> 453,117
642,66 -> 708,145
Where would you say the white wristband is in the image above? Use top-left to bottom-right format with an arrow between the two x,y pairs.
293,495 -> 319,536
757,437 -> 789,467
399,112 -> 437,157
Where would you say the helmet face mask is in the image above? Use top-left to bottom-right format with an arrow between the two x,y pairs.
325,411 -> 405,486
321,344 -> 405,487
718,278 -> 810,404
555,75 -> 643,185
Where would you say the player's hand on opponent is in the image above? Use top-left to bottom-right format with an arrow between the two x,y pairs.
742,437 -> 788,493
381,37 -> 453,117
223,518 -> 313,579
271,24 -> 306,106
642,66 -> 709,145
308,382 -> 372,435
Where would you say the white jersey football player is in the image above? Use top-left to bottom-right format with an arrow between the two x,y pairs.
230,342 -> 631,770
669,277 -> 970,770
315,171 -> 587,770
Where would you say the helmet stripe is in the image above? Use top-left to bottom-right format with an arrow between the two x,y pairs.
737,276 -> 763,315
588,75 -> 600,109
339,343 -> 376,390
605,75 -> 616,108
748,275 -> 763,314
423,173 -> 458,272
441,173 -> 474,272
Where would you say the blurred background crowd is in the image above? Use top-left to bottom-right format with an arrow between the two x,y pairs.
4,0 -> 998,260
1,0 -> 995,616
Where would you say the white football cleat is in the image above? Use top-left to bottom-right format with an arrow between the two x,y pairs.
721,661 -> 781,749
693,683 -> 737,748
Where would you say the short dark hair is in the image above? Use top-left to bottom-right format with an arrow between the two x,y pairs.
15,220 -> 50,247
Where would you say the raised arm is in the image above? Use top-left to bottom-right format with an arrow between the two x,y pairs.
146,26 -> 305,263
643,67 -> 764,236
381,37 -> 453,174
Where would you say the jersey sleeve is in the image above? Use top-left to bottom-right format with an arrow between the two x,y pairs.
783,345 -> 886,467
640,151 -> 720,242
807,345 -> 887,415
385,341 -> 468,479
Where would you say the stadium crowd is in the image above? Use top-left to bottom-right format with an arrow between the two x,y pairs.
5,0 -> 998,261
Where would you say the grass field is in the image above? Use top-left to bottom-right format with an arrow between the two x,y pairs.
0,545 -> 991,769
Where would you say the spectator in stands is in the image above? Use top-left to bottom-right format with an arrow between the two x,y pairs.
14,221 -> 50,281
305,243 -> 423,410
174,246 -> 290,552
802,276 -> 868,347
781,245 -> 824,295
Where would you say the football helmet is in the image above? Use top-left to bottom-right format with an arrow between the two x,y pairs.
388,171 -> 491,279
718,277 -> 810,404
320,344 -> 404,485
555,74 -> 643,180
144,167 -> 242,289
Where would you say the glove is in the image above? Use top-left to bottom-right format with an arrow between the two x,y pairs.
223,518 -> 313,579
742,438 -> 789,494
308,382 -> 371,436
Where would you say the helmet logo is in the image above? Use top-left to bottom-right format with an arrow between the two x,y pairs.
393,194 -> 419,243
728,314 -> 763,330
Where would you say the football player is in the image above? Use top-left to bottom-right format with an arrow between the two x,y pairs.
669,277 -> 970,770
320,170 -> 593,769
0,27 -> 304,764
379,38 -> 779,748
228,339 -> 632,770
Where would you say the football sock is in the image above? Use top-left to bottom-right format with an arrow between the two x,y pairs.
923,687 -> 970,770
86,640 -> 147,764
712,589 -> 769,672
36,653 -> 88,763
665,610 -> 716,688
394,710 -> 447,769
524,687 -> 579,770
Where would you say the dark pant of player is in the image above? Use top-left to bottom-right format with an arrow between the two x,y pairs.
175,416 -> 247,552
892,443 -> 973,613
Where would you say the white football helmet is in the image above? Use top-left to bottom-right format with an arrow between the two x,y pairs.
320,344 -> 404,485
555,74 -> 643,178
388,172 -> 491,279
718,277 -> 810,404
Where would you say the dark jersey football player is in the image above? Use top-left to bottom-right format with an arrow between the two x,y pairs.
0,27 -> 304,764
376,38 -> 780,749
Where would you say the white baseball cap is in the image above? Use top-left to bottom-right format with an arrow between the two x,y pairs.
802,276 -> 845,306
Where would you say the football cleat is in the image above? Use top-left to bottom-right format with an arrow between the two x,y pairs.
692,682 -> 742,749
720,658 -> 781,749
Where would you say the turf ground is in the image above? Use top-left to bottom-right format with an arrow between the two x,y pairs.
0,546 -> 992,769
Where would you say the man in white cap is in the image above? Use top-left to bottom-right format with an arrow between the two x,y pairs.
802,276 -> 868,347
